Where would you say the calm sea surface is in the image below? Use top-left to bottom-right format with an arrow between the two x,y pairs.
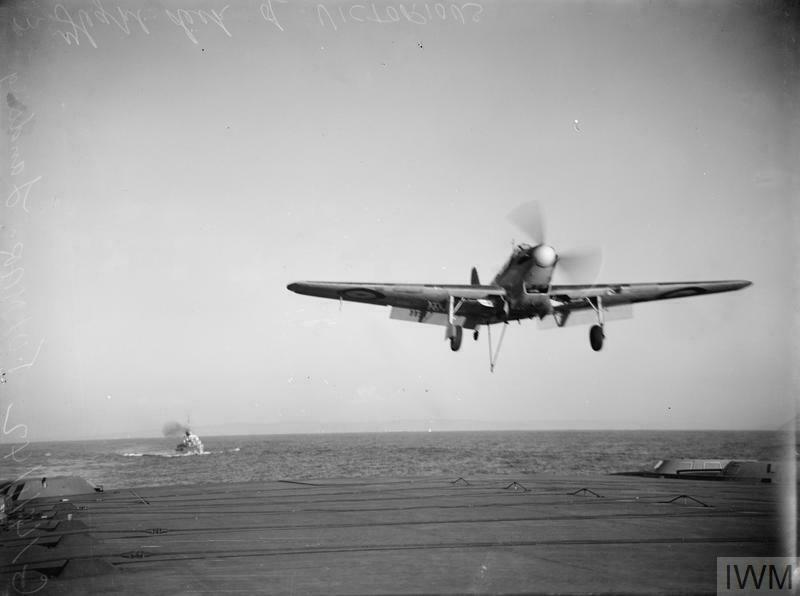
1,431 -> 788,490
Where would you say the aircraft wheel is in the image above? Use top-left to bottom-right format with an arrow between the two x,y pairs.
589,325 -> 604,351
450,326 -> 463,351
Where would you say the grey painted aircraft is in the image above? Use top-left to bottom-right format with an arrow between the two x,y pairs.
287,204 -> 751,371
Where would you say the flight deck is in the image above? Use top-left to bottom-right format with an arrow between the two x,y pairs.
0,471 -> 785,595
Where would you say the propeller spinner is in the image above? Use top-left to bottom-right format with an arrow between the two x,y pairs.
532,244 -> 557,268
508,201 -> 603,283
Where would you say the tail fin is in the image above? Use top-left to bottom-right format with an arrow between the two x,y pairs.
471,267 -> 480,285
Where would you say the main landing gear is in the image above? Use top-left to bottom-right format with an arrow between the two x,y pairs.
446,295 -> 465,352
444,299 -> 482,351
589,325 -> 604,351
443,294 -> 506,372
449,326 -> 463,351
587,296 -> 605,351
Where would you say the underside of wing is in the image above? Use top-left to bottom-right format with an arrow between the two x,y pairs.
288,281 -> 506,304
548,279 -> 752,312
288,278 -> 751,365
537,279 -> 751,330
287,281 -> 507,327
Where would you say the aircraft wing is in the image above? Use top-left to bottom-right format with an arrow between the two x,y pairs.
547,279 -> 752,312
287,281 -> 507,328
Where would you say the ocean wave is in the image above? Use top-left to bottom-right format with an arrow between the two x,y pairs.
122,451 -> 211,458
11,431 -> 785,490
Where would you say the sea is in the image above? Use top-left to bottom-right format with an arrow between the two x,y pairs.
0,430 -> 789,491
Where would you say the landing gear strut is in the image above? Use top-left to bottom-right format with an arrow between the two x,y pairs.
587,296 -> 606,352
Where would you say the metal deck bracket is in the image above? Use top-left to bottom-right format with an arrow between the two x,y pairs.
450,477 -> 470,486
568,488 -> 604,498
278,480 -> 320,487
118,550 -> 157,559
504,481 -> 529,492
660,494 -> 711,507
129,490 -> 150,505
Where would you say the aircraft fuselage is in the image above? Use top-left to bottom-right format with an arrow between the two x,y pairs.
493,244 -> 556,301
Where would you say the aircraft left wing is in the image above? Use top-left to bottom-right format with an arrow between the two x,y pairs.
287,281 -> 507,328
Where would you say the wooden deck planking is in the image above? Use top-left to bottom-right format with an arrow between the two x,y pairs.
1,474 -> 783,594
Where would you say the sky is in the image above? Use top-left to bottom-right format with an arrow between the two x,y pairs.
0,0 -> 797,441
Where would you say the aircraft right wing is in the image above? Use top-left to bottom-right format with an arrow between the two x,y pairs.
548,279 -> 751,308
543,280 -> 751,327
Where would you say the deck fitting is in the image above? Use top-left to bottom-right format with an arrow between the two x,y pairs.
129,490 -> 150,505
660,494 -> 711,507
504,481 -> 529,492
278,480 -> 320,487
568,488 -> 604,498
450,477 -> 470,486
118,550 -> 156,559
